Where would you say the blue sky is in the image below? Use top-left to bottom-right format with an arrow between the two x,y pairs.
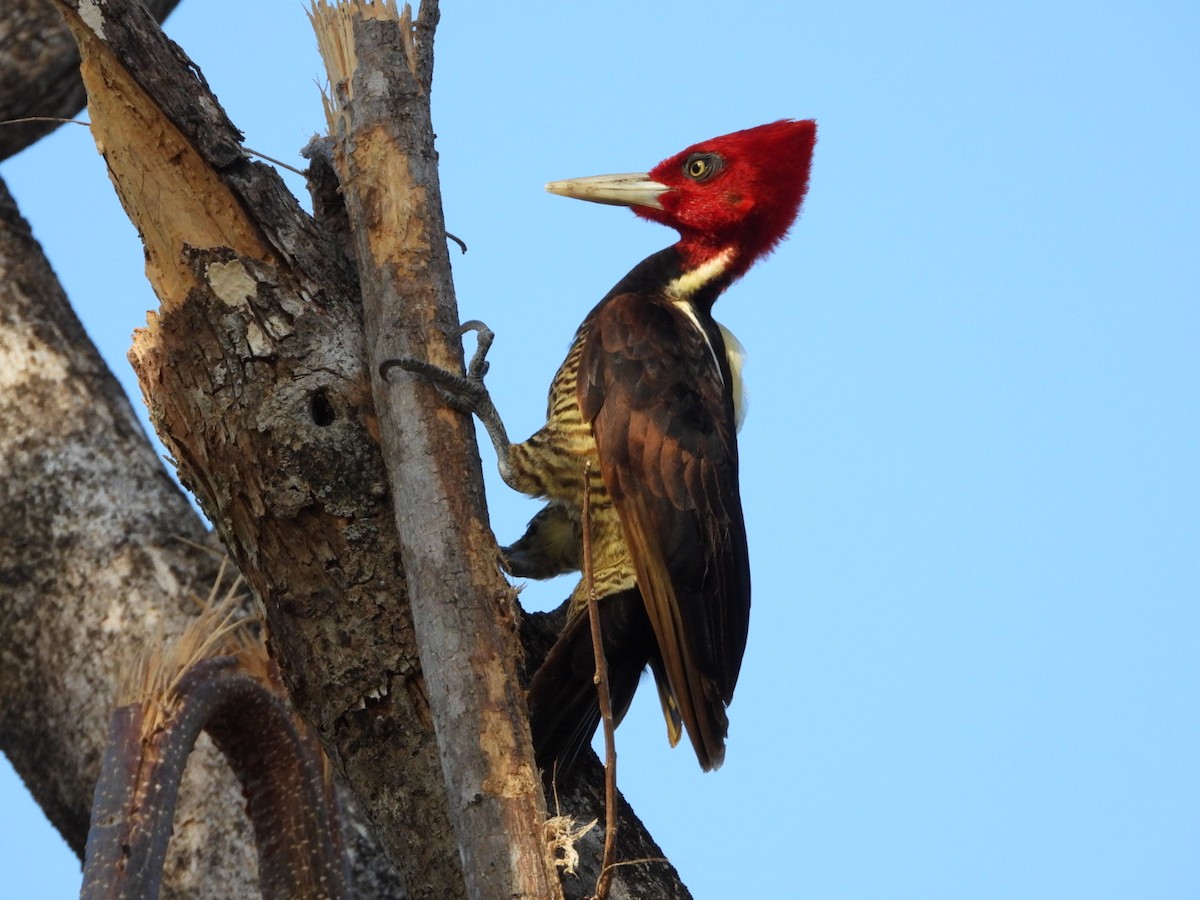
2,1 -> 1197,897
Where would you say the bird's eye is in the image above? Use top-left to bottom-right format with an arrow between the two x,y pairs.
683,153 -> 723,182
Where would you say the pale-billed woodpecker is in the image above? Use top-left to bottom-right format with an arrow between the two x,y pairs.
388,119 -> 817,782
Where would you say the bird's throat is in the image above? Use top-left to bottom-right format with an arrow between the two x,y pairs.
664,246 -> 736,305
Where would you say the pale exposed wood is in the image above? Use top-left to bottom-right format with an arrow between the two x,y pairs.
0,0 -> 180,160
309,3 -> 561,898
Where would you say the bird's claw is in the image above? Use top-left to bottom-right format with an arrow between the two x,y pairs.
378,320 -> 498,421
382,357 -> 487,415
457,320 -> 494,381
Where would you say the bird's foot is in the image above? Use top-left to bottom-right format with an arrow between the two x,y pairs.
501,503 -> 583,580
378,319 -> 493,413
378,320 -> 510,452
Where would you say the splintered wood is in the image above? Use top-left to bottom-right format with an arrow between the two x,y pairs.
61,6 -> 270,310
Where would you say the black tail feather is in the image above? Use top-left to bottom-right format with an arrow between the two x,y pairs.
526,589 -> 656,788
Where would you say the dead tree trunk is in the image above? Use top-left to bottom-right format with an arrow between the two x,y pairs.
1,0 -> 695,896
309,5 -> 558,897
51,0 -> 463,892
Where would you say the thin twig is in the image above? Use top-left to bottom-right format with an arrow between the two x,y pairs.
0,116 -> 91,128
0,116 -> 308,179
581,460 -> 618,900
241,146 -> 307,176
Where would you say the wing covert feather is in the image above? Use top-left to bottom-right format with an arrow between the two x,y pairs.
578,292 -> 751,768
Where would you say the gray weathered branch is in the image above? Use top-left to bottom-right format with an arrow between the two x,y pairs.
0,173 -> 260,897
310,2 -> 559,897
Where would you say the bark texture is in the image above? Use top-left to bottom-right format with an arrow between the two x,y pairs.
49,0 -> 458,897
310,3 -> 559,897
0,0 -> 181,160
0,165 -> 407,897
52,0 -> 460,893
83,615 -> 349,900
0,174 -> 260,897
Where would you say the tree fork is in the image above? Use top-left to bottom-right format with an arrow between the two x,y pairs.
53,0 -> 458,893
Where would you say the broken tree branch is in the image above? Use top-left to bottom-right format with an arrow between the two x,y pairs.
310,2 -> 559,898
82,597 -> 349,900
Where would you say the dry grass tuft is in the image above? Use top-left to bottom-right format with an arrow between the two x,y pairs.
543,813 -> 597,877
118,558 -> 268,738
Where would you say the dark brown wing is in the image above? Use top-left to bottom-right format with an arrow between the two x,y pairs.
578,291 -> 751,769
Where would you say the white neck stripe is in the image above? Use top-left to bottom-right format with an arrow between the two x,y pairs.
663,248 -> 735,302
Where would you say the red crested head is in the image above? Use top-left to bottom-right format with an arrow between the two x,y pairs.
640,120 -> 816,274
547,119 -> 816,281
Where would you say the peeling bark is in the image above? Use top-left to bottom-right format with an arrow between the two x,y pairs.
50,0 -> 462,892
0,164 -> 405,899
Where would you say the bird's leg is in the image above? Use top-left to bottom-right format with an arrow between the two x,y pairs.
378,320 -> 512,463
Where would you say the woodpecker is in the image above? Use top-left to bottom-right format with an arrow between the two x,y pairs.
388,120 -> 817,781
